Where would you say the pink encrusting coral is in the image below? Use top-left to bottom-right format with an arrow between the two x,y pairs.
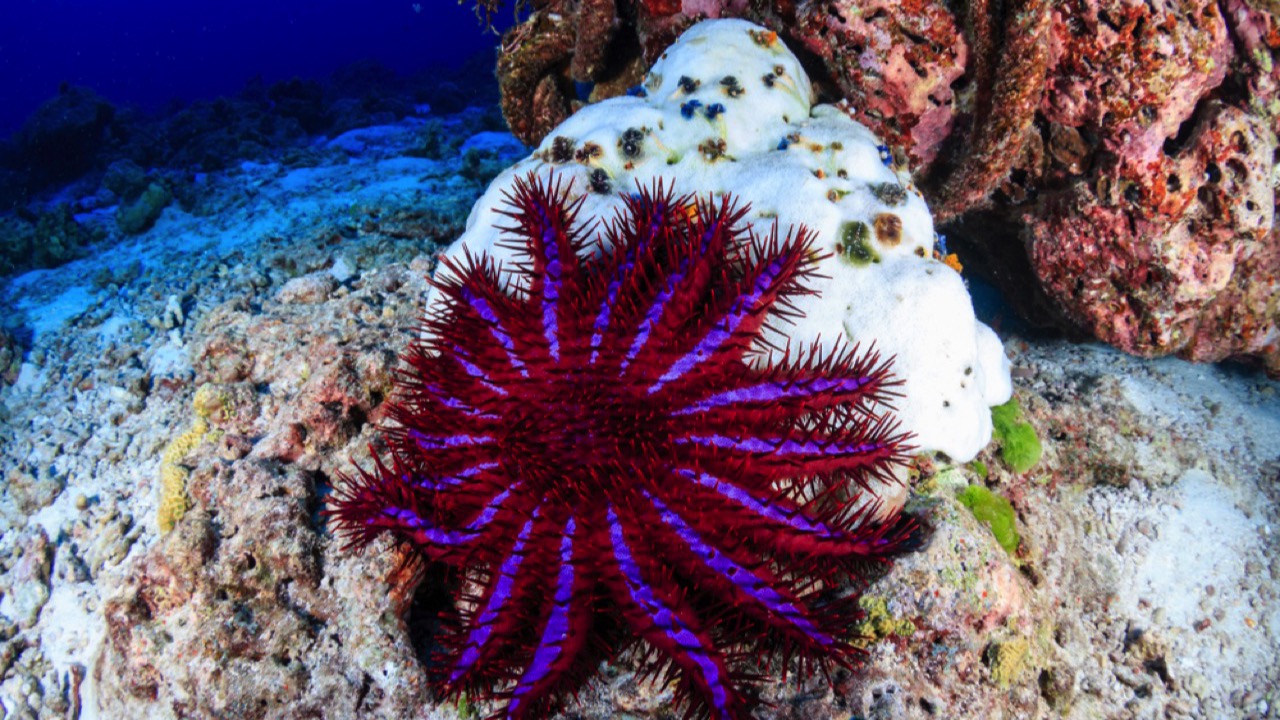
1041,0 -> 1232,162
790,0 -> 969,169
1022,0 -> 1279,371
1026,101 -> 1279,369
1224,0 -> 1280,138
327,174 -> 919,719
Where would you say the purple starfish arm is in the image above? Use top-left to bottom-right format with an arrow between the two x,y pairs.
642,490 -> 834,648
508,516 -> 576,716
607,506 -> 736,720
450,510 -> 539,682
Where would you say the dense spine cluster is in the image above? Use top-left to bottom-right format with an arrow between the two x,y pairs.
328,173 -> 918,719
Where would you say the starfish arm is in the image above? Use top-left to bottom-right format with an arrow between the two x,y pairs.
353,476 -> 520,555
395,340 -> 510,420
644,226 -> 819,395
380,420 -> 502,490
586,183 -> 688,365
604,506 -> 746,720
623,195 -> 749,377
401,460 -> 501,493
419,338 -> 515,399
427,249 -> 548,393
366,504 -> 479,551
493,173 -> 588,362
674,430 -> 902,478
635,489 -> 848,659
443,512 -> 540,690
667,468 -> 855,556
404,426 -> 497,453
388,379 -> 500,425
503,516 -> 596,719
670,466 -> 919,563
584,243 -> 636,366
459,284 -> 530,378
597,192 -> 749,379
672,344 -> 896,420
619,261 -> 687,374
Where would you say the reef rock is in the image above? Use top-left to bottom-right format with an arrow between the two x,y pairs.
1027,102 -> 1279,372
94,263 -> 433,718
15,85 -> 116,186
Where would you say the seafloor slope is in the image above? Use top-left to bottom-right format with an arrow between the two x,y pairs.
0,104 -> 1276,719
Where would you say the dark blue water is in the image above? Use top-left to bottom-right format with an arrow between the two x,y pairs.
0,0 -> 513,138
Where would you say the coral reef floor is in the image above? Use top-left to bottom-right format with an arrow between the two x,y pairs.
0,106 -> 1276,719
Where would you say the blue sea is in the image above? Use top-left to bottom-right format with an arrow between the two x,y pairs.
0,0 -> 522,276
1,1 -> 512,138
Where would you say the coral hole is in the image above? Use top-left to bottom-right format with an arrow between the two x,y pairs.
405,564 -> 459,671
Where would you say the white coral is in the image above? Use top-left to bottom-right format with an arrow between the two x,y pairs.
441,18 -> 1011,461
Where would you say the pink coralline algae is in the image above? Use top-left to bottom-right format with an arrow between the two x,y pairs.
482,0 -> 1280,373
327,175 -> 919,719
1015,0 -> 1279,372
789,0 -> 970,170
1026,102 -> 1278,369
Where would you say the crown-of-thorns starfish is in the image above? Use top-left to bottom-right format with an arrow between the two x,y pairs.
328,172 -> 920,719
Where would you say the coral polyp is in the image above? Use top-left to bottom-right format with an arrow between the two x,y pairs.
327,173 -> 919,719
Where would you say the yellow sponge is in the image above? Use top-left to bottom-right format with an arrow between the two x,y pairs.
157,386 -> 221,532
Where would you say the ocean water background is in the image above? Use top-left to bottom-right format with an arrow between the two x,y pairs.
0,0 -> 514,138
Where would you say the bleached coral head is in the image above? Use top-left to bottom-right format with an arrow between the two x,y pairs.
446,18 -> 1011,462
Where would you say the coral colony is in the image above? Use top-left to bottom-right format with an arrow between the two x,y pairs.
465,19 -> 1012,464
328,174 -> 919,719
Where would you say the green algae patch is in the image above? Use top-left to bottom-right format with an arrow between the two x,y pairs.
991,398 -> 1042,473
970,459 -> 989,480
854,596 -> 915,645
837,220 -> 879,266
454,693 -> 481,720
958,484 -> 1020,554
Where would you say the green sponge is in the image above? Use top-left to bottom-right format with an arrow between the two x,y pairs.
991,398 -> 1042,473
958,484 -> 1020,554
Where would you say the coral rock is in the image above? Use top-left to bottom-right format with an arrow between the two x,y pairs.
275,272 -> 339,305
792,0 -> 969,169
0,529 -> 52,629
1027,102 -> 1279,371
